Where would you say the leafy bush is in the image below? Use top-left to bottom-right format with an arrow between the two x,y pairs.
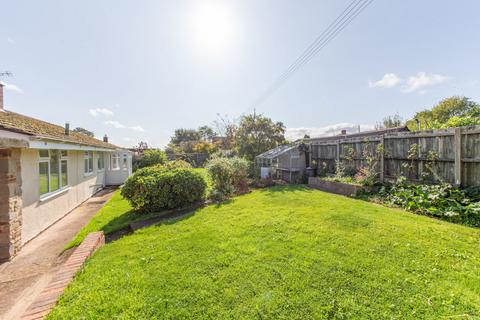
334,160 -> 356,178
164,159 -> 192,170
121,166 -> 206,212
379,178 -> 480,227
206,156 -> 249,200
133,149 -> 168,171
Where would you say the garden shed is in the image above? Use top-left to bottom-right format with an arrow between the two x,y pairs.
255,144 -> 306,183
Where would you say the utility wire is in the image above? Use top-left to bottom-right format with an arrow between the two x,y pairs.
272,0 -> 365,87
252,0 -> 374,108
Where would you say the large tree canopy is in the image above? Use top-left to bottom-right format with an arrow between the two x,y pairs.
407,96 -> 480,130
167,126 -> 218,155
169,128 -> 202,145
235,113 -> 286,161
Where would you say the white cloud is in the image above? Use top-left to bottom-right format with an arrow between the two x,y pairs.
129,125 -> 145,132
286,123 -> 375,141
104,120 -> 125,128
401,72 -> 448,93
89,107 -> 114,117
7,37 -> 15,44
0,81 -> 23,93
369,73 -> 402,88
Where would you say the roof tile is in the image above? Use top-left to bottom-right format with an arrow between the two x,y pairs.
0,110 -> 119,149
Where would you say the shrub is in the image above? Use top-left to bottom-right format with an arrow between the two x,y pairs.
206,156 -> 249,200
164,159 -> 192,170
121,167 -> 206,212
133,149 -> 168,171
378,179 -> 480,227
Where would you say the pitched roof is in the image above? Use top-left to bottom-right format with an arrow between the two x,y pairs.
256,144 -> 298,159
0,110 -> 119,149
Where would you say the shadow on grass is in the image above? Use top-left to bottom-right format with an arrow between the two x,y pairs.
105,202 -> 210,243
260,184 -> 314,194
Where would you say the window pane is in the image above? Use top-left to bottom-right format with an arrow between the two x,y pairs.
112,155 -> 119,170
84,158 -> 89,173
39,162 -> 49,195
50,151 -> 60,191
98,154 -> 104,170
89,155 -> 94,172
61,150 -> 68,158
61,160 -> 68,186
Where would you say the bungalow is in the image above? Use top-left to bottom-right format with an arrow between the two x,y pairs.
0,84 -> 132,261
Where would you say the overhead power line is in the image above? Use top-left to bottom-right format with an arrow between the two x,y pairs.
252,0 -> 374,109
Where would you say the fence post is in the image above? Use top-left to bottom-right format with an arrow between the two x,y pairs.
336,142 -> 340,163
379,135 -> 385,182
454,127 -> 462,186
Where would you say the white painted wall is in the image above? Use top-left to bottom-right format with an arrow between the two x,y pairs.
105,151 -> 132,185
21,149 -> 107,244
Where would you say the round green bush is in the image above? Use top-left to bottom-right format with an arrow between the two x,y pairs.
133,149 -> 168,171
121,167 -> 207,213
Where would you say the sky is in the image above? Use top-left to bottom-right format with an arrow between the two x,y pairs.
1,0 -> 480,147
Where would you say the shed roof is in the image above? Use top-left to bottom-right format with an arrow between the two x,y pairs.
256,144 -> 298,160
0,110 -> 119,149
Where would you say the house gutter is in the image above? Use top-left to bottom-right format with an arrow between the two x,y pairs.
29,136 -> 118,152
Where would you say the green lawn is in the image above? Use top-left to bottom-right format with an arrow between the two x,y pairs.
65,191 -> 134,249
51,186 -> 480,319
66,168 -> 211,249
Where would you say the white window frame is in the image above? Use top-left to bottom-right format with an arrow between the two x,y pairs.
84,151 -> 94,175
39,150 -> 70,199
97,152 -> 105,171
111,153 -> 120,171
122,153 -> 128,170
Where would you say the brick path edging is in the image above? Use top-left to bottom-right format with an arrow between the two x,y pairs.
21,231 -> 105,320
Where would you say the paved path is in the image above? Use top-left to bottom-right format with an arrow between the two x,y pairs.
0,188 -> 116,320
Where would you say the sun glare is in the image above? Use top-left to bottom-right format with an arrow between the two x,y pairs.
189,2 -> 235,55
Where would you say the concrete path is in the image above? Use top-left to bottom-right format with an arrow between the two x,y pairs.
0,188 -> 116,320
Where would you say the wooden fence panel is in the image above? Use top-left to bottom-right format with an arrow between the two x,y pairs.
310,125 -> 480,186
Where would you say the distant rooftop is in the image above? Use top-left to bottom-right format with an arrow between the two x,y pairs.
307,126 -> 409,143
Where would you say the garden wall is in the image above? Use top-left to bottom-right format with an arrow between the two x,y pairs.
310,125 -> 480,187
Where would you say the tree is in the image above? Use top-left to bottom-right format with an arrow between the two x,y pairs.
235,113 -> 286,161
193,141 -> 218,154
375,113 -> 403,129
407,96 -> 480,130
133,141 -> 149,153
169,128 -> 202,145
72,127 -> 94,137
213,114 -> 237,150
198,125 -> 216,141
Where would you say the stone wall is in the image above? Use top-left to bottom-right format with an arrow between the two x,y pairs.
0,148 -> 23,262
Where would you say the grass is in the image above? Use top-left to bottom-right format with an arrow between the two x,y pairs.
52,186 -> 480,319
66,168 -> 212,249
65,191 -> 135,249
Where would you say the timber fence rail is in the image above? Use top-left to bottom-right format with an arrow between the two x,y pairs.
310,125 -> 480,187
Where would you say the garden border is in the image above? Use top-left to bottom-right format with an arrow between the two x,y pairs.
308,177 -> 366,196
